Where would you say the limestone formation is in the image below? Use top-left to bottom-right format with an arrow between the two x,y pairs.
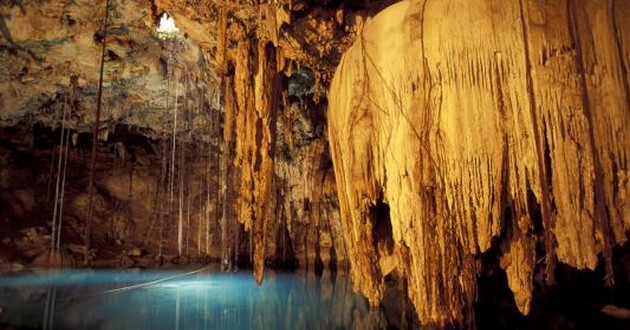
328,0 -> 630,325
0,0 -> 353,279
1,0 -> 628,327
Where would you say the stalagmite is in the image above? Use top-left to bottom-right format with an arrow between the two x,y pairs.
328,0 -> 630,326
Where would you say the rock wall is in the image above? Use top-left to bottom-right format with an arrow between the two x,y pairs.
0,0 -> 223,267
0,1 -> 348,273
0,0 -> 218,132
328,0 -> 630,326
274,73 -> 346,273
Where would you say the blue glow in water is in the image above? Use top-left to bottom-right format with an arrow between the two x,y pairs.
0,269 -> 380,329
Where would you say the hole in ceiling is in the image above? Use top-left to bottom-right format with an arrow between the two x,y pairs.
156,13 -> 180,38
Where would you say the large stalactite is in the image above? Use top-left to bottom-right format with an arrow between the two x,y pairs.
219,6 -> 282,283
328,0 -> 630,326
231,39 -> 279,284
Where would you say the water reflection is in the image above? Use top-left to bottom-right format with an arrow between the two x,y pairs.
0,268 -> 386,329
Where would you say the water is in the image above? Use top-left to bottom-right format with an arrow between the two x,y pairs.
0,268 -> 384,329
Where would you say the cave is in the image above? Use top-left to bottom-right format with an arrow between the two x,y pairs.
1,0 -> 629,328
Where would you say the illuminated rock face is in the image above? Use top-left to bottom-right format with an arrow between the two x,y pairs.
0,1 -> 215,132
2,0 -> 629,326
0,0 -> 349,275
328,0 -> 630,325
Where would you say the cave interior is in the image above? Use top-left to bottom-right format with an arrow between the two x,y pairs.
0,0 -> 629,328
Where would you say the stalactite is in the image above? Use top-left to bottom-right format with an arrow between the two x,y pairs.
517,0 -> 556,287
566,0 -> 614,285
324,213 -> 337,271
611,0 -> 630,112
232,37 -> 255,233
215,7 -> 228,76
303,222 -> 309,273
209,2 -> 287,279
328,0 -> 630,326
251,41 -> 278,284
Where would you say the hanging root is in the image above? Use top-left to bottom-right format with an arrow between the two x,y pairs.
85,0 -> 110,265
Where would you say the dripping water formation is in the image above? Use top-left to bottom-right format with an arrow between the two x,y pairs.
0,0 -> 629,328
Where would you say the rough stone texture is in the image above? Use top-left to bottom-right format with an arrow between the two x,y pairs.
274,85 -> 346,272
328,0 -> 630,326
0,0 -> 217,134
204,0 -> 395,280
0,0 -> 356,275
3,0 -> 628,327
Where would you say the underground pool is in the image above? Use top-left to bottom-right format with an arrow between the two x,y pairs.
0,268 -> 387,329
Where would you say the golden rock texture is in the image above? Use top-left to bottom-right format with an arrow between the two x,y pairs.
3,0 -> 628,326
328,0 -> 630,325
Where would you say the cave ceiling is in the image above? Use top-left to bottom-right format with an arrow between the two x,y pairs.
0,0 -> 396,136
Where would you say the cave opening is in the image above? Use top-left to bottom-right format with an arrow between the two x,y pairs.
156,12 -> 179,36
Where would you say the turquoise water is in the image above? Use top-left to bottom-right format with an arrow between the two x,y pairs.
0,268 -> 382,329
